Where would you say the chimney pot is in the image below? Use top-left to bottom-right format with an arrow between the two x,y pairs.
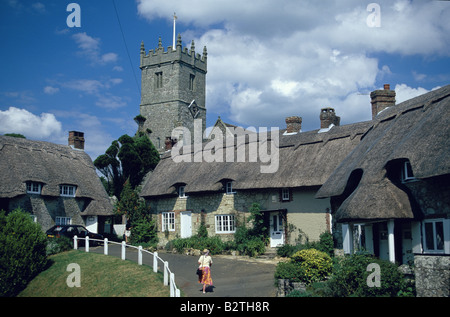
320,107 -> 340,129
370,84 -> 396,119
68,131 -> 85,150
285,116 -> 302,134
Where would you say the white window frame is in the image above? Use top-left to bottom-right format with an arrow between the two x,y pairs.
281,188 -> 290,201
225,182 -> 235,195
26,182 -> 42,194
162,212 -> 175,232
215,214 -> 236,234
56,217 -> 71,226
60,185 -> 76,197
422,219 -> 445,253
401,161 -> 416,183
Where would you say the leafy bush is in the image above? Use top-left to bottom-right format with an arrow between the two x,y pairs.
46,236 -> 73,255
277,231 -> 334,258
170,236 -> 224,255
324,253 -> 410,297
233,225 -> 266,257
274,261 -> 306,281
291,249 -> 333,284
0,209 -> 48,297
130,218 -> 158,247
275,249 -> 332,286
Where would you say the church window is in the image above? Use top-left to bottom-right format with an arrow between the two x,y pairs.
155,72 -> 163,89
189,74 -> 195,91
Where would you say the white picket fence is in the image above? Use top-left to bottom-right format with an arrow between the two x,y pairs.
73,236 -> 180,297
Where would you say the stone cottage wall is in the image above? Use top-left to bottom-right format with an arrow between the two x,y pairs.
149,187 -> 330,247
414,254 -> 450,297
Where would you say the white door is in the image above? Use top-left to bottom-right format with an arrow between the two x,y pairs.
85,216 -> 98,233
270,212 -> 284,247
180,211 -> 192,238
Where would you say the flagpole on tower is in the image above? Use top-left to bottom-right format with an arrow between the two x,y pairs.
173,12 -> 177,50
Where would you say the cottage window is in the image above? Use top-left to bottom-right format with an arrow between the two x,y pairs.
401,161 -> 416,183
60,185 -> 76,197
178,185 -> 186,198
162,212 -> 175,232
281,188 -> 290,201
215,215 -> 236,234
56,217 -> 71,226
26,182 -> 42,194
226,182 -> 235,194
423,219 -> 444,252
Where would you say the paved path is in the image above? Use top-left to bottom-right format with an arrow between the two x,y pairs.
89,244 -> 278,297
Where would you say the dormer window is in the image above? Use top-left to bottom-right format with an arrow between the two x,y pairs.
60,185 -> 76,197
26,182 -> 42,195
401,161 -> 416,183
226,182 -> 236,195
178,185 -> 186,198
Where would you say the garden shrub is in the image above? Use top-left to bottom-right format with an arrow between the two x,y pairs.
0,209 -> 48,297
170,236 -> 224,255
130,218 -> 158,247
46,236 -> 73,255
324,253 -> 410,297
291,249 -> 333,284
274,248 -> 332,286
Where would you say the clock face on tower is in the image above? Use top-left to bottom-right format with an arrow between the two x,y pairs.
189,100 -> 200,118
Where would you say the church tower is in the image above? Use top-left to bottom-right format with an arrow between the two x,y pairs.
139,35 -> 207,152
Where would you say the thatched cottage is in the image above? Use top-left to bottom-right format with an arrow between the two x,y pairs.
0,132 -> 114,234
316,84 -> 450,264
141,109 -> 371,248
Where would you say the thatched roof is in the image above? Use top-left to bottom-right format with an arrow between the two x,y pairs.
140,120 -> 371,198
316,85 -> 450,222
0,135 -> 113,216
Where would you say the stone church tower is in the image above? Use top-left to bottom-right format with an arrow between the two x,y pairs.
139,35 -> 207,152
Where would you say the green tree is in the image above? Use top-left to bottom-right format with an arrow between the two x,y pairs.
0,208 -> 48,296
94,132 -> 159,197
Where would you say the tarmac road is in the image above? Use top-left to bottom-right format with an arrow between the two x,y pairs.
89,244 -> 278,297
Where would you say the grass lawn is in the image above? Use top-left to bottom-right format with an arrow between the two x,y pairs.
18,250 -> 170,297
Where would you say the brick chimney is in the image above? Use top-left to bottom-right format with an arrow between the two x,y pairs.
320,107 -> 340,129
165,137 -> 177,151
285,116 -> 302,134
370,84 -> 396,119
68,131 -> 85,150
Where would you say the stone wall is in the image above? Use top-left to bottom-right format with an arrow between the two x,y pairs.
148,187 -> 330,247
414,254 -> 450,297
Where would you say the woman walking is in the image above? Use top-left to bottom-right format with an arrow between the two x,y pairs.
198,249 -> 213,293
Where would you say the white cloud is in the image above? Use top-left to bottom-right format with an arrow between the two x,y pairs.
43,86 -> 59,95
72,32 -> 118,65
137,0 -> 450,130
0,107 -> 62,139
394,84 -> 432,104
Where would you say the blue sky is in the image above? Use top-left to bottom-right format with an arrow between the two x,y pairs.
1,0 -> 449,160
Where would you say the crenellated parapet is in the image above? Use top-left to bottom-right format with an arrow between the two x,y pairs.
140,34 -> 207,74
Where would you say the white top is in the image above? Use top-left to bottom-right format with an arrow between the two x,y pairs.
198,255 -> 213,268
